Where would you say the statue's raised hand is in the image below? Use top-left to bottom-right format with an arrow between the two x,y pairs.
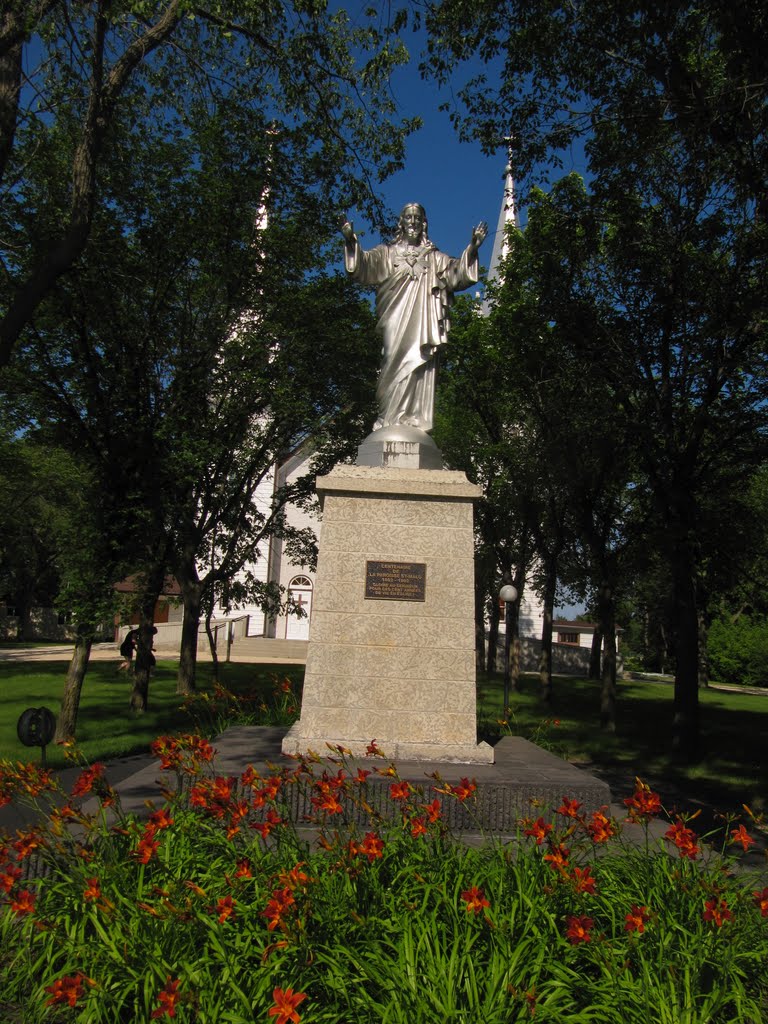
339,216 -> 355,242
470,221 -> 488,251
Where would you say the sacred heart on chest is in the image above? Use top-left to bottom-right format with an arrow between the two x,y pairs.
393,246 -> 430,279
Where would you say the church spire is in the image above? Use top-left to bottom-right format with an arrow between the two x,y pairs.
486,139 -> 518,286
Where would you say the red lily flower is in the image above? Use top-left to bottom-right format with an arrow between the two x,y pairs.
729,824 -> 756,852
586,810 -> 616,844
565,914 -> 593,944
523,816 -> 552,845
623,779 -> 662,822
753,887 -> 768,917
151,977 -> 181,1019
703,898 -> 733,927
625,905 -> 650,933
556,796 -> 583,819
83,877 -> 101,902
45,974 -> 91,1008
461,885 -> 490,914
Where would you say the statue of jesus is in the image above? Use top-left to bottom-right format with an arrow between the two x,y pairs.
341,204 -> 487,433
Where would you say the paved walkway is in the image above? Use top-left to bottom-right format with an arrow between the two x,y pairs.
0,641 -> 306,665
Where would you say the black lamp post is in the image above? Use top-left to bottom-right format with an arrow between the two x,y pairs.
499,584 -> 518,715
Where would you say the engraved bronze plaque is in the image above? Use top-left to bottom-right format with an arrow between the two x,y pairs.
365,560 -> 427,602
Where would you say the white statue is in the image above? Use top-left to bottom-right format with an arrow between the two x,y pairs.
341,204 -> 487,433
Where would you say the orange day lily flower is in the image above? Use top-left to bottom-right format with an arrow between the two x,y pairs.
570,866 -> 597,895
523,816 -> 552,845
83,877 -> 101,902
10,888 -> 36,915
45,973 -> 94,1008
556,796 -> 583,819
729,824 -> 756,852
623,779 -> 662,822
268,986 -> 307,1024
753,887 -> 768,917
389,780 -> 411,801
625,905 -> 651,933
586,810 -> 616,843
215,895 -> 236,923
703,898 -> 733,927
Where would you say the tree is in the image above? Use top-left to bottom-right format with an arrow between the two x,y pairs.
434,298 -> 538,690
0,0 -> 416,366
422,1 -> 768,757
0,434 -> 119,739
2,1 -> 412,730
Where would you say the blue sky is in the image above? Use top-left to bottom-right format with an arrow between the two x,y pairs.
347,70 -> 509,272
343,31 -> 587,277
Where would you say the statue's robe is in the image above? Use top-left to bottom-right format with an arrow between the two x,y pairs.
345,237 -> 479,431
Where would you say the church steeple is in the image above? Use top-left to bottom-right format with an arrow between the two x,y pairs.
486,140 -> 518,285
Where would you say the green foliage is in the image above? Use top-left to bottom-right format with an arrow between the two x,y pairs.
0,436 -> 119,636
1,744 -> 767,1022
708,616 -> 768,689
180,676 -> 302,734
422,0 -> 768,758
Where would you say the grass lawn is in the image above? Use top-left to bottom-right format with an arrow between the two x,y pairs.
479,671 -> 768,817
0,659 -> 303,767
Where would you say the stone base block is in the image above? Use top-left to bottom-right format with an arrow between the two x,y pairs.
282,723 -> 494,764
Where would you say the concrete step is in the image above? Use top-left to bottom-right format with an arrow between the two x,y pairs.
78,727 -> 611,836
227,636 -> 308,662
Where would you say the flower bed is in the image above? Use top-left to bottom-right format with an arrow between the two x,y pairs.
1,737 -> 767,1022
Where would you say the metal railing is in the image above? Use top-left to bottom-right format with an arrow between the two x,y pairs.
202,615 -> 251,663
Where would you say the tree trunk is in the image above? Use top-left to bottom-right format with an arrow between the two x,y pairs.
0,0 -> 184,368
697,608 -> 709,689
0,9 -> 24,188
177,576 -> 202,695
539,567 -> 557,704
589,627 -> 603,680
596,580 -> 617,732
486,597 -> 500,674
510,563 -> 527,691
671,544 -> 700,760
55,632 -> 92,742
205,602 -> 220,678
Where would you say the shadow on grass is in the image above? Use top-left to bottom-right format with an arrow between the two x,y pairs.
478,671 -> 768,817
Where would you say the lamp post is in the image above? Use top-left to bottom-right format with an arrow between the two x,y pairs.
499,584 -> 518,716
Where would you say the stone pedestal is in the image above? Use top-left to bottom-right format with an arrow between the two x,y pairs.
282,465 -> 493,763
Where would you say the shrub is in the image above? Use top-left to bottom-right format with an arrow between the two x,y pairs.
181,676 -> 301,735
708,615 -> 768,688
1,741 -> 767,1023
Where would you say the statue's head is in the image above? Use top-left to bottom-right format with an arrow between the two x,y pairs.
394,203 -> 431,246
